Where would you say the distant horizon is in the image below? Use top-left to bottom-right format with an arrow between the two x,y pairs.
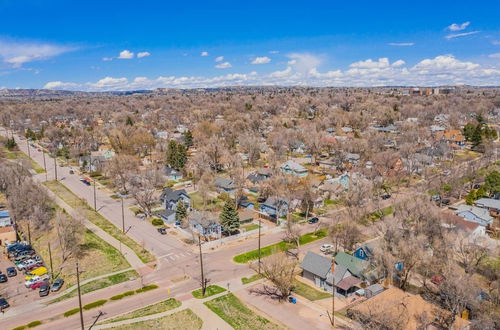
1,1 -> 499,90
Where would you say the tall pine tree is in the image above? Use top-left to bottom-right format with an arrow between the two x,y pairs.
219,199 -> 240,234
183,130 -> 193,148
166,140 -> 188,170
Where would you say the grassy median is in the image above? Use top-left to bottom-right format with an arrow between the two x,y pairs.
101,298 -> 181,324
109,309 -> 202,330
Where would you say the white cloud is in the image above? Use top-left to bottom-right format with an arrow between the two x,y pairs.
102,57 -> 113,61
0,40 -> 73,68
489,53 -> 500,58
43,81 -> 80,89
492,40 -> 500,46
445,31 -> 480,40
447,21 -> 470,31
388,42 -> 415,46
269,50 -> 279,54
42,54 -> 500,91
88,76 -> 129,89
137,51 -> 151,58
215,56 -> 224,62
118,50 -> 134,59
201,51 -> 209,56
251,56 -> 271,64
287,53 -> 322,75
215,61 -> 232,69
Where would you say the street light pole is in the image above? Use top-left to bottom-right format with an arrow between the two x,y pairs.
54,157 -> 58,181
42,151 -> 48,181
76,262 -> 84,330
121,197 -> 125,233
93,178 -> 97,211
258,217 -> 262,274
48,242 -> 54,280
26,139 -> 31,158
328,258 -> 335,327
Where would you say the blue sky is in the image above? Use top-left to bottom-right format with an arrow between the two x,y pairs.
0,0 -> 499,90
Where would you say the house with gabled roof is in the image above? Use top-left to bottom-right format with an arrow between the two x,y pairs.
159,188 -> 190,211
455,205 -> 493,227
281,160 -> 308,177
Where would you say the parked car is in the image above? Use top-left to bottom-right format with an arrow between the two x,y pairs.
25,276 -> 48,288
157,227 -> 167,235
69,169 -> 74,174
6,267 -> 17,277
39,283 -> 50,297
0,298 -> 9,309
440,199 -> 451,205
431,195 -> 441,201
307,217 -> 319,224
51,278 -> 64,292
0,274 -> 7,283
381,194 -> 391,200
30,279 -> 49,290
17,259 -> 37,271
24,263 -> 44,272
320,244 -> 334,252
25,266 -> 48,280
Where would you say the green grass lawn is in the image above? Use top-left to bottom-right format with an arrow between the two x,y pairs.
241,223 -> 260,232
49,270 -> 138,304
43,180 -> 155,263
204,293 -> 283,330
109,309 -> 202,330
241,274 -> 263,284
192,285 -> 226,299
3,148 -> 46,173
101,298 -> 181,324
32,224 -> 131,291
233,228 -> 328,263
292,279 -> 331,301
363,205 -> 394,224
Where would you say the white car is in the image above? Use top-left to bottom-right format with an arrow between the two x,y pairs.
17,259 -> 36,270
25,275 -> 48,288
320,244 -> 334,252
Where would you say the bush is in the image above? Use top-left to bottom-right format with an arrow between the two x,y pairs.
12,326 -> 27,330
110,290 -> 136,300
64,308 -> 80,317
83,299 -> 107,310
151,218 -> 164,226
136,284 -> 159,293
27,321 -> 42,328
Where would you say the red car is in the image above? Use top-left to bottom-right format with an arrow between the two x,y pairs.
25,263 -> 44,272
30,280 -> 48,290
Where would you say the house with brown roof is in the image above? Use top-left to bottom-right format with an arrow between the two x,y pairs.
435,129 -> 465,147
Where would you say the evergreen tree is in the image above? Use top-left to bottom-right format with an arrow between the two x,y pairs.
219,199 -> 240,234
463,123 -> 476,141
484,171 -> 500,196
183,130 -> 193,148
471,124 -> 483,147
175,200 -> 187,223
126,116 -> 134,126
166,140 -> 188,170
5,137 -> 17,151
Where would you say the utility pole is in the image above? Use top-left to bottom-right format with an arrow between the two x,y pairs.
198,235 -> 206,296
258,217 -> 262,274
89,311 -> 106,330
76,262 -> 84,330
42,151 -> 48,181
54,157 -> 58,181
328,258 -> 335,327
121,197 -> 125,233
48,242 -> 54,280
27,221 -> 31,244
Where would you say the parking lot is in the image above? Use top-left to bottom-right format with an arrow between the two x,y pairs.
0,252 -> 47,308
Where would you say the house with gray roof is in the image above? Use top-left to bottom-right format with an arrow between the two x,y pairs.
455,205 -> 494,227
214,177 -> 236,194
300,251 -> 360,296
281,160 -> 308,177
474,198 -> 500,213
159,188 -> 190,211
